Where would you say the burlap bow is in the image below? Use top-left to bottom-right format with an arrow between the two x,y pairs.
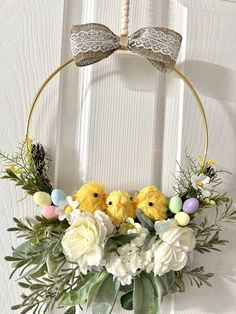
70,23 -> 182,73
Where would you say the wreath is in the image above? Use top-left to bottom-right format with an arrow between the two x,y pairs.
1,1 -> 236,313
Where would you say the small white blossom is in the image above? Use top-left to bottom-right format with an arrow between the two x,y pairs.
191,174 -> 212,198
55,196 -> 79,221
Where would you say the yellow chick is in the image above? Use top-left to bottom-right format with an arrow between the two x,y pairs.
134,186 -> 168,221
74,182 -> 107,213
106,190 -> 136,225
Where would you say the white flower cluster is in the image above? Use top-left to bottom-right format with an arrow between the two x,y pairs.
62,212 -> 196,284
105,219 -> 152,285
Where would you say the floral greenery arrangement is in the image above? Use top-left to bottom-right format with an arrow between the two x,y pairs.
1,140 -> 236,314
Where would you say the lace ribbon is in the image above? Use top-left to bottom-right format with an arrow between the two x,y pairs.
70,23 -> 182,73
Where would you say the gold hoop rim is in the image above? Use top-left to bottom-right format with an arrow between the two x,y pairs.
25,58 -> 208,165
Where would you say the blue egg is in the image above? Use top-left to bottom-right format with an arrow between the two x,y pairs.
51,189 -> 65,206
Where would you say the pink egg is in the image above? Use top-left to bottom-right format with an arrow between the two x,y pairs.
42,205 -> 58,220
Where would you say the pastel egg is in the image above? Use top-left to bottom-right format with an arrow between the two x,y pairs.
42,206 -> 58,220
33,191 -> 51,207
169,196 -> 182,214
183,198 -> 199,214
175,212 -> 190,226
51,189 -> 65,206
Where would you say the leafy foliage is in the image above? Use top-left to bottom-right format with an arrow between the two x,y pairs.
0,140 -> 52,195
173,153 -> 230,207
190,201 -> 236,254
182,267 -> 214,288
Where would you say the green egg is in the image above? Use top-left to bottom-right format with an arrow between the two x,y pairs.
169,196 -> 182,214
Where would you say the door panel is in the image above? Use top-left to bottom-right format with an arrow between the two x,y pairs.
0,1 -> 235,313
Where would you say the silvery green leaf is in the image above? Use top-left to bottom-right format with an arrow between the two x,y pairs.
61,272 -> 99,306
162,270 -> 175,289
86,271 -> 108,308
136,209 -> 154,231
143,234 -> 157,251
134,272 -> 155,314
92,275 -> 120,314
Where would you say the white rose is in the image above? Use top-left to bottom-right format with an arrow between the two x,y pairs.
62,211 -> 114,274
149,219 -> 196,276
152,242 -> 188,276
155,219 -> 196,251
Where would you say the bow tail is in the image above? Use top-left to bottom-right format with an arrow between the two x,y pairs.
147,55 -> 177,73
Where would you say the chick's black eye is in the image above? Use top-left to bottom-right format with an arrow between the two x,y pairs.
108,201 -> 112,205
130,197 -> 133,200
148,202 -> 154,206
94,193 -> 99,197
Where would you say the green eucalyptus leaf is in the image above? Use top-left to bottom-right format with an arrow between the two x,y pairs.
20,305 -> 35,314
11,304 -> 22,310
61,272 -> 99,306
46,256 -> 58,274
136,209 -> 154,231
86,271 -> 109,308
92,274 -> 120,314
120,291 -> 133,311
170,275 -> 185,293
18,282 -> 30,289
143,234 -> 157,252
134,272 -> 155,314
163,270 -> 175,289
64,306 -> 76,314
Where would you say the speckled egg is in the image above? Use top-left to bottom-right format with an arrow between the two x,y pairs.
42,205 -> 58,220
183,198 -> 199,214
175,212 -> 190,226
33,191 -> 51,207
169,196 -> 183,214
51,189 -> 65,206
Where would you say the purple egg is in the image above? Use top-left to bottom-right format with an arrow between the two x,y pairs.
183,198 -> 199,214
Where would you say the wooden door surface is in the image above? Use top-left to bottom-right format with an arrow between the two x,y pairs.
0,1 -> 235,313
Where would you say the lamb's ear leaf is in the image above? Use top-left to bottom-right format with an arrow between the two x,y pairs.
136,209 -> 154,231
60,272 -> 99,306
86,271 -> 109,308
143,234 -> 157,251
92,275 -> 120,314
133,272 -> 155,314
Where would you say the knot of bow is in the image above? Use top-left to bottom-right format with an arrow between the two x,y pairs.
70,23 -> 182,73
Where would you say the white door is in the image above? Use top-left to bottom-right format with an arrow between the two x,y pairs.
0,0 -> 235,313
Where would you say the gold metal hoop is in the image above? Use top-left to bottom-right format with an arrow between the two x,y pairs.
25,58 -> 208,165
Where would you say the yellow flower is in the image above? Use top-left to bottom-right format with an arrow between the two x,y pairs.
6,165 -> 21,174
106,190 -> 136,225
198,156 -> 216,167
134,186 -> 168,221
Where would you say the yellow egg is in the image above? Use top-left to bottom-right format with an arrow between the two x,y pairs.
33,191 -> 52,207
174,212 -> 190,226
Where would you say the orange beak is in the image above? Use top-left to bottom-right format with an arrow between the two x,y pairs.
118,203 -> 125,209
102,193 -> 108,201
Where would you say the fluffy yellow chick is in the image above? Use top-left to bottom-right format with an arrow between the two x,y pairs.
106,190 -> 136,225
74,182 -> 107,213
134,186 -> 168,221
